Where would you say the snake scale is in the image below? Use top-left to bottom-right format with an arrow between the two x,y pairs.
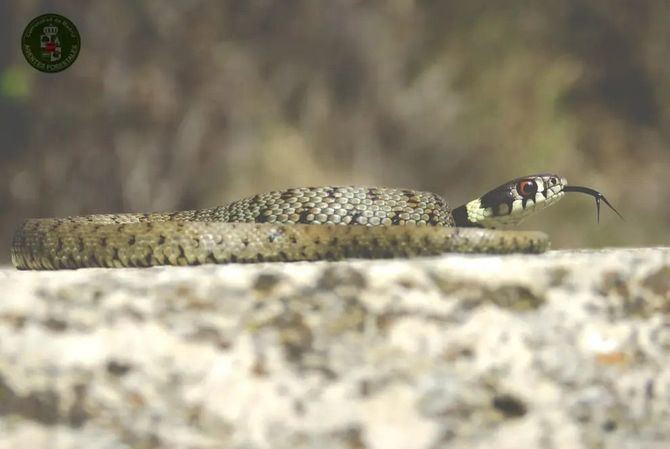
11,173 -> 621,270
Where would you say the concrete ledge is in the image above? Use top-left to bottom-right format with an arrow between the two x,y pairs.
0,248 -> 669,449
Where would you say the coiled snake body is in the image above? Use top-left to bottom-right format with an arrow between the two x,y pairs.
11,173 -> 621,270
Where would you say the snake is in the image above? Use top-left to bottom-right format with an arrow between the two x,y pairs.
10,173 -> 622,270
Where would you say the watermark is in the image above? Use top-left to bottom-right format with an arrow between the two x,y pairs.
21,13 -> 80,73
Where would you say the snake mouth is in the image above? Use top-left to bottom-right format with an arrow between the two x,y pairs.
563,186 -> 624,223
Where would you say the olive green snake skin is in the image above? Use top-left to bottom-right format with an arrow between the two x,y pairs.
11,174 -> 619,270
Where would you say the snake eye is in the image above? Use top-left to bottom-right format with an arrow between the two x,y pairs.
517,179 -> 538,198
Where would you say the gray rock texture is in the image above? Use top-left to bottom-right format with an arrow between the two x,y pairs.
0,248 -> 669,449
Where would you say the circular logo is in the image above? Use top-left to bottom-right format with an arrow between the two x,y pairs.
21,13 -> 80,73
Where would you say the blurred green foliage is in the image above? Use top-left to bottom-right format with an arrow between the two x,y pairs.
0,65 -> 32,100
1,1 -> 669,262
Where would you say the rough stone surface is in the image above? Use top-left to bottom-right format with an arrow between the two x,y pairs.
0,248 -> 669,449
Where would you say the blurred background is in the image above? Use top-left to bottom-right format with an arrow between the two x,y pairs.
1,0 -> 669,263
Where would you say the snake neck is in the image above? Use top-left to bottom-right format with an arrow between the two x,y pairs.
452,201 -> 487,228
453,199 -> 531,229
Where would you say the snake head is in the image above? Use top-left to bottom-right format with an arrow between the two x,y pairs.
453,173 -> 621,228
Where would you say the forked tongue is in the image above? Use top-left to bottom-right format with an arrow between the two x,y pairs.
563,186 -> 624,223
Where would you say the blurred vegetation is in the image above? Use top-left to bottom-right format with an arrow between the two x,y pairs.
1,0 -> 669,263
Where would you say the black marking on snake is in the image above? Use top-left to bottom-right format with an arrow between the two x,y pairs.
242,238 -> 250,248
256,253 -> 265,262
158,234 -> 166,245
145,253 -> 154,266
422,235 -> 432,247
279,191 -> 293,200
77,237 -> 85,252
391,211 -> 403,225
90,253 -> 102,268
56,238 -> 63,252
480,188 -> 510,210
229,254 -> 238,263
298,210 -> 311,223
267,228 -> 284,243
406,197 -> 420,209
100,237 -> 108,247
357,246 -> 376,258
401,190 -> 415,200
177,244 -> 186,260
367,188 -> 380,201
451,207 -> 468,227
128,235 -> 136,246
